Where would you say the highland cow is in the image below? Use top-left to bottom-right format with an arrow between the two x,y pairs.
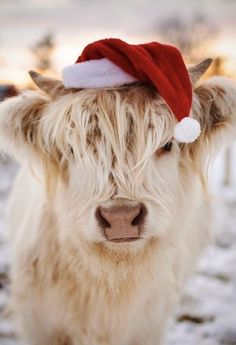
0,55 -> 236,345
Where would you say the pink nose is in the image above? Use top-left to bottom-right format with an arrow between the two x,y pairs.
96,204 -> 147,242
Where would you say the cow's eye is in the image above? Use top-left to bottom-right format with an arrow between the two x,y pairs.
156,141 -> 173,156
70,146 -> 74,157
163,141 -> 172,152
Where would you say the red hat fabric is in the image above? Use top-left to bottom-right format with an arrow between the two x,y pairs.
77,38 -> 192,122
62,38 -> 201,143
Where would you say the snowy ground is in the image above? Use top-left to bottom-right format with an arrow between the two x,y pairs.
0,157 -> 236,345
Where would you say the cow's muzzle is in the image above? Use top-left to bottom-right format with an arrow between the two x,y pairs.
95,203 -> 147,242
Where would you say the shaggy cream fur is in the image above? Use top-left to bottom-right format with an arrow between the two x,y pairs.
0,64 -> 236,345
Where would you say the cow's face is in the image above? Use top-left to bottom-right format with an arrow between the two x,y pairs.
1,61 -> 235,256
52,85 -> 184,250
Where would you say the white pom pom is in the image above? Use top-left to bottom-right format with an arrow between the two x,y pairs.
174,117 -> 201,143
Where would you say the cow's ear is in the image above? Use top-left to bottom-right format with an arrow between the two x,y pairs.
194,77 -> 236,148
0,91 -> 48,160
29,71 -> 71,98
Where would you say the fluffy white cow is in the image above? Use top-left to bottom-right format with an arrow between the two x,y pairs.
0,59 -> 236,345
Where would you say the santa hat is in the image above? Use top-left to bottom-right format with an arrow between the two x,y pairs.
62,38 -> 200,143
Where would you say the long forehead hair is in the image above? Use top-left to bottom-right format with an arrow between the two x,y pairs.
38,84 -> 175,174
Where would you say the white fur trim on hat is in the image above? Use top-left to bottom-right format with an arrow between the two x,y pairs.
62,58 -> 137,89
174,117 -> 201,143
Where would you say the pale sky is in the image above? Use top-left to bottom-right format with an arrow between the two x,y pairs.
0,0 -> 236,85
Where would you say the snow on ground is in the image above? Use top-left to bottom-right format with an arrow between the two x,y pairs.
0,156 -> 236,345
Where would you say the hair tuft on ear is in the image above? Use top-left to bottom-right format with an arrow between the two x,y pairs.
0,91 -> 48,159
194,76 -> 236,149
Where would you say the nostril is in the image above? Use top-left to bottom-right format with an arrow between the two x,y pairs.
95,207 -> 111,229
131,204 -> 147,227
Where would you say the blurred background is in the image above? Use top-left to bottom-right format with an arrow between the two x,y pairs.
0,0 -> 236,344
